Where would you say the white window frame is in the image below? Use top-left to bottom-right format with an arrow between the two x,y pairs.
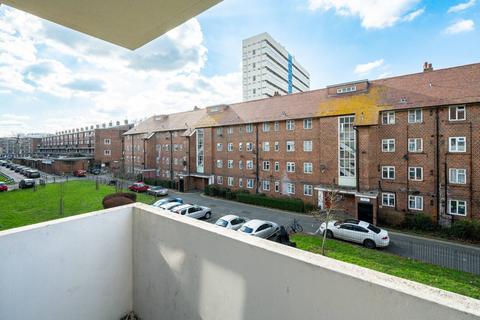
239,142 -> 243,151
408,195 -> 423,211
408,109 -> 423,124
263,142 -> 270,152
408,167 -> 423,181
216,143 -> 223,151
286,162 -> 295,173
227,177 -> 234,187
286,183 -> 295,194
274,181 -> 280,193
382,139 -> 395,152
303,118 -> 312,129
274,121 -> 280,131
227,127 -> 234,135
239,160 -> 243,170
448,199 -> 467,216
303,162 -> 313,174
449,105 -> 466,121
104,138 -> 111,145
262,161 -> 270,171
449,168 -> 466,184
286,120 -> 295,131
227,160 -> 233,169
216,127 -> 223,136
382,166 -> 395,180
247,179 -> 254,189
408,138 -> 423,153
274,161 -> 280,172
262,180 -> 270,191
104,149 -> 111,156
216,160 -> 223,168
217,176 -> 223,185
303,140 -> 313,152
449,137 -> 466,152
227,143 -> 233,152
286,141 -> 295,152
382,193 -> 395,207
262,122 -> 270,132
246,124 -> 253,133
382,111 -> 395,125
304,184 -> 313,196
246,160 -> 254,170
274,141 -> 279,152
246,142 -> 253,152
239,178 -> 243,188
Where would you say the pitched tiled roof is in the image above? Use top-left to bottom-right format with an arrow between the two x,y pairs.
126,62 -> 480,134
124,108 -> 206,135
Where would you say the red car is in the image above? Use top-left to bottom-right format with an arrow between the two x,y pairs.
73,169 -> 87,177
129,182 -> 149,193
0,182 -> 8,192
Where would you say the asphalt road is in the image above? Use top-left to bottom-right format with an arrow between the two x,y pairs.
163,190 -> 480,275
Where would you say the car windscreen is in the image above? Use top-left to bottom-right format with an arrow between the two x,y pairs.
367,224 -> 381,234
240,226 -> 254,233
215,219 -> 228,227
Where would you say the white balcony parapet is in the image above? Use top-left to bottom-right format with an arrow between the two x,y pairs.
0,203 -> 479,320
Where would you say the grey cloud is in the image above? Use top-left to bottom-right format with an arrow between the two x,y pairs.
65,79 -> 105,92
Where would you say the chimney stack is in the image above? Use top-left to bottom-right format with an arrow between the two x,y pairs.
423,62 -> 433,72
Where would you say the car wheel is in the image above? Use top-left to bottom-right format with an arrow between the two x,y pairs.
204,212 -> 211,219
363,239 -> 376,249
324,230 -> 334,239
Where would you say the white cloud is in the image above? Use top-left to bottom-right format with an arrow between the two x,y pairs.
307,0 -> 421,29
403,8 -> 425,22
0,6 -> 242,133
448,0 -> 476,13
445,19 -> 475,34
354,59 -> 384,74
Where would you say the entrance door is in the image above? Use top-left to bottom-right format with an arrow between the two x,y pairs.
318,191 -> 324,209
179,179 -> 185,192
358,203 -> 373,223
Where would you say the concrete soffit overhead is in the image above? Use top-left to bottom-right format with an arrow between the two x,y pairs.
0,0 -> 222,49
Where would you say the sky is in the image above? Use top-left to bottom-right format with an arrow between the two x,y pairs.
0,0 -> 478,136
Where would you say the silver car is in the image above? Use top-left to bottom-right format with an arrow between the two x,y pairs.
238,219 -> 280,239
215,215 -> 248,230
173,204 -> 212,220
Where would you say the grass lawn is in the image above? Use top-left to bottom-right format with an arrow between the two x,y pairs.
292,234 -> 480,299
0,180 -> 157,231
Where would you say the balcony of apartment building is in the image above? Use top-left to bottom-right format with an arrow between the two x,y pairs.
1,203 -> 478,320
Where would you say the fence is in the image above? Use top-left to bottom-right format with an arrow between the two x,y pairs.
389,235 -> 480,275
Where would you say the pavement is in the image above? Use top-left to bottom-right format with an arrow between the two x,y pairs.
162,190 -> 480,275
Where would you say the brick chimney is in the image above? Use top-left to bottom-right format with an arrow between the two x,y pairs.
423,62 -> 433,72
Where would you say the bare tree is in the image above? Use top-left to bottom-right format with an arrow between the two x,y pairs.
310,185 -> 344,255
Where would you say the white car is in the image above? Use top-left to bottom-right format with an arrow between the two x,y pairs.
319,219 -> 390,248
158,202 -> 183,211
215,215 -> 248,230
172,204 -> 212,219
238,219 -> 280,239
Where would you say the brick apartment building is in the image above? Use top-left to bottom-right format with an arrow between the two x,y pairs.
38,121 -> 132,170
0,134 -> 46,158
124,62 -> 480,225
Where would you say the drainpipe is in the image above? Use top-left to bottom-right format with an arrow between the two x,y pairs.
255,123 -> 259,194
435,108 -> 440,224
469,121 -> 473,220
169,131 -> 173,181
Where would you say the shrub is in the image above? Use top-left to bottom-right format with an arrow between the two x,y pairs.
402,213 -> 436,231
236,193 -> 309,213
445,220 -> 480,242
144,178 -> 173,188
102,192 -> 137,209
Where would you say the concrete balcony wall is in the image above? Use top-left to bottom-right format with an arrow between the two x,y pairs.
0,204 -> 479,320
0,207 -> 133,320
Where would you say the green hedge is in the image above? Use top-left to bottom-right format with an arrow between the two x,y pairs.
444,220 -> 480,242
205,185 -> 313,213
402,214 -> 436,231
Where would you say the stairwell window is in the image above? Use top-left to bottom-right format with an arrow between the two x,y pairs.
382,166 -> 395,180
382,139 -> 395,152
382,193 -> 395,207
449,105 -> 466,121
408,109 -> 422,123
449,168 -> 466,184
449,137 -> 466,152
